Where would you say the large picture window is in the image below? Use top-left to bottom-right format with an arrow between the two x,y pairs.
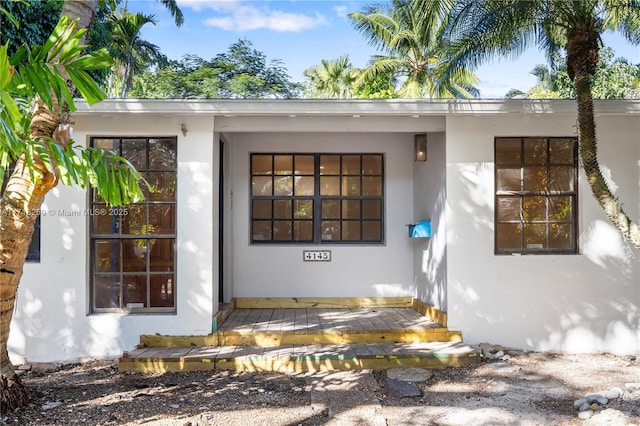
495,137 -> 578,254
251,153 -> 384,244
90,137 -> 177,312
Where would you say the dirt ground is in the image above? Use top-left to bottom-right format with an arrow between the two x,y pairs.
2,349 -> 639,426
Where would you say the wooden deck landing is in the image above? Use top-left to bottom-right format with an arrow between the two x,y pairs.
122,305 -> 477,373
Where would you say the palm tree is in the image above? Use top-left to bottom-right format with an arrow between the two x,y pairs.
108,11 -> 164,97
304,55 -> 362,98
446,0 -> 640,248
350,0 -> 479,98
1,0 -> 183,412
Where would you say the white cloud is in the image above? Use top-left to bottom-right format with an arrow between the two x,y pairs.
184,0 -> 328,32
333,5 -> 349,19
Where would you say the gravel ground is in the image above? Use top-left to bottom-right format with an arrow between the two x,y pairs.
2,349 -> 640,426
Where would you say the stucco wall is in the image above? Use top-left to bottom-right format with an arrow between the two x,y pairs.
9,115 -> 216,363
228,132 -> 416,298
445,113 -> 640,354
413,132 -> 447,311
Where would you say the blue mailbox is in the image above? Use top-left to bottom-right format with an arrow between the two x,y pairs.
407,220 -> 431,238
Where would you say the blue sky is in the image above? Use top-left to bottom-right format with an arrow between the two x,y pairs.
128,0 -> 640,98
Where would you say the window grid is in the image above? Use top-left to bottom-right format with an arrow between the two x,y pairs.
495,137 -> 578,254
251,153 -> 384,244
90,137 -> 177,313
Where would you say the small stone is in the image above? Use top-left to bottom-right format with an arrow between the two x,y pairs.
32,363 -> 61,374
573,397 -> 587,408
625,383 -> 640,392
485,362 -> 521,373
168,404 -> 180,409
15,370 -> 26,377
387,368 -> 433,383
384,378 -> 421,397
493,351 -> 505,359
501,354 -> 511,361
17,364 -> 31,371
604,387 -> 623,400
585,394 -> 608,405
578,402 -> 590,412
41,401 -> 62,411
578,409 -> 594,420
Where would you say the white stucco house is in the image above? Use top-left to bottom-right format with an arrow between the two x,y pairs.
8,99 -> 640,364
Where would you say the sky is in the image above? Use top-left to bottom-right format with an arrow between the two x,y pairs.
127,0 -> 640,98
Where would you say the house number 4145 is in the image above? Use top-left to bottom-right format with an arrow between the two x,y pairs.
303,250 -> 331,262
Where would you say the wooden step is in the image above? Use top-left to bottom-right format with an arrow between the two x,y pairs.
119,342 -> 480,373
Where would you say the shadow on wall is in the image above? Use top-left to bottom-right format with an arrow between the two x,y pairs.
447,161 -> 639,354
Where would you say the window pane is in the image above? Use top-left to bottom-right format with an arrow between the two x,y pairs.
342,221 -> 361,240
95,240 -> 120,272
252,155 -> 272,175
362,155 -> 382,175
523,196 -> 546,222
150,274 -> 174,307
362,177 -> 382,196
363,221 -> 381,241
123,239 -> 148,272
495,138 -> 521,164
294,220 -> 313,241
342,155 -> 360,175
122,204 -> 146,235
322,199 -> 340,219
252,176 -> 273,196
524,223 -> 547,249
342,200 -> 360,219
320,176 -> 340,195
496,168 -> 521,192
252,221 -> 272,241
123,275 -> 146,308
274,155 -> 293,175
274,200 -> 292,219
121,139 -> 147,170
362,199 -> 381,219
295,155 -> 314,175
253,199 -> 272,219
550,196 -> 573,222
294,199 -> 313,219
94,275 -> 120,309
322,221 -> 340,241
549,223 -> 572,249
149,204 -> 175,234
342,177 -> 360,196
524,138 -> 547,165
496,197 -> 520,222
320,155 -> 340,175
93,206 -> 119,234
496,223 -> 521,250
523,166 -> 547,191
93,138 -> 118,152
150,239 -> 174,272
549,166 -> 574,192
294,176 -> 314,196
274,176 -> 293,196
148,172 -> 176,201
149,138 -> 176,170
273,221 -> 292,240
550,138 -> 575,164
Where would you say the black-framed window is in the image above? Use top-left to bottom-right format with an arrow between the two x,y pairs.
495,137 -> 578,254
2,165 -> 40,262
90,137 -> 177,312
251,153 -> 384,244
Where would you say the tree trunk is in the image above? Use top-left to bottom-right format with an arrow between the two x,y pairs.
0,0 -> 98,413
574,72 -> 640,248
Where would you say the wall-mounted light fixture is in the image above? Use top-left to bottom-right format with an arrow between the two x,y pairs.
180,123 -> 188,137
414,134 -> 427,161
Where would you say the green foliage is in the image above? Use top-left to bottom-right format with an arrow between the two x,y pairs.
521,48 -> 640,99
130,39 -> 300,99
0,0 -> 64,55
0,16 -> 145,205
350,0 -> 479,98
